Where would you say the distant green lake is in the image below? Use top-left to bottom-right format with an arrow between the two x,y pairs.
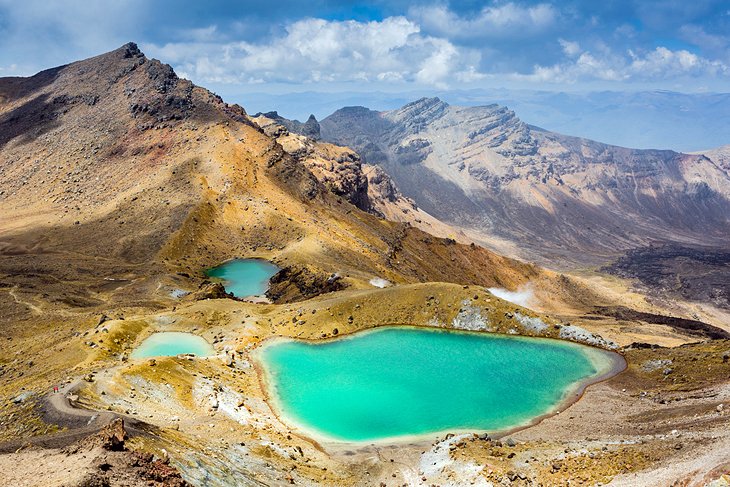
205,259 -> 279,298
130,332 -> 215,358
257,327 -> 622,442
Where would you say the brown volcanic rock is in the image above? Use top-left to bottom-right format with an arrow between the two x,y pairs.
189,281 -> 230,301
251,113 -> 452,239
0,419 -> 189,487
266,264 -> 347,303
78,418 -> 128,452
252,113 -> 371,211
254,110 -> 321,140
0,41 -> 252,248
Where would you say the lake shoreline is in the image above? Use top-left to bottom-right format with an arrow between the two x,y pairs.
205,258 -> 280,299
251,324 -> 627,449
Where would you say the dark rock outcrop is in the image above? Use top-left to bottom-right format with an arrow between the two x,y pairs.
266,265 -> 347,303
190,281 -> 230,301
73,418 -> 128,452
58,419 -> 190,486
603,245 -> 730,310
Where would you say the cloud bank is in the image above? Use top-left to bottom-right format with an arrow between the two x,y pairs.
1,0 -> 729,92
147,17 -> 483,88
141,3 -> 729,90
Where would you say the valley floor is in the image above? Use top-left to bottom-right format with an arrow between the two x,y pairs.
2,280 -> 729,487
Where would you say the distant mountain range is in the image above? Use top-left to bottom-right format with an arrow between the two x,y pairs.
313,97 -> 730,267
236,88 -> 730,152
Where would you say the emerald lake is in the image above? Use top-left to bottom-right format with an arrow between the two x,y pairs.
257,327 -> 623,443
206,259 -> 279,298
130,332 -> 215,358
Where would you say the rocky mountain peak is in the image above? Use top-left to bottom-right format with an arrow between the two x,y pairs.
301,114 -> 320,140
0,42 -> 257,148
121,41 -> 144,59
253,111 -> 321,140
404,97 -> 447,111
387,97 -> 448,126
331,105 -> 378,118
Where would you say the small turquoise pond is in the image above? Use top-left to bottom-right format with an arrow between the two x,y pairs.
206,259 -> 280,298
257,327 -> 623,442
130,332 -> 215,358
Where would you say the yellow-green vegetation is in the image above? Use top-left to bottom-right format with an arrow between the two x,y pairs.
617,340 -> 730,392
532,444 -> 667,485
251,282 -> 560,341
89,319 -> 149,361
120,359 -> 197,408
0,400 -> 63,443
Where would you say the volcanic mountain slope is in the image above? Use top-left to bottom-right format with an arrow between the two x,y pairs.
0,42 -> 554,409
0,44 -> 549,313
319,98 -> 730,267
1,43 -> 623,408
0,41 -> 543,458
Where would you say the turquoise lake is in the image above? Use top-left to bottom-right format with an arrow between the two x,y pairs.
131,332 -> 215,358
257,327 -> 622,442
206,259 -> 280,298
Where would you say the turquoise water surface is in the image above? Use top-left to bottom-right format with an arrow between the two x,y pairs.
258,327 -> 621,442
131,332 -> 215,358
206,259 -> 280,298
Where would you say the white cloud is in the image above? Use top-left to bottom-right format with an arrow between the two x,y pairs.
409,3 -> 557,40
0,64 -> 18,75
145,17 -> 483,87
521,43 -> 729,84
3,1 -> 726,92
145,16 -> 729,91
559,39 -> 581,57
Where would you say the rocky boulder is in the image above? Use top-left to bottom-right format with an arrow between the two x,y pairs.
266,265 -> 347,303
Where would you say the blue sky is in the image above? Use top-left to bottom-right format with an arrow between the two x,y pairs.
1,0 -> 730,149
1,0 -> 728,93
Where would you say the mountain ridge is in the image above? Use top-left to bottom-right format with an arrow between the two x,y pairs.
319,97 -> 730,267
242,89 -> 730,151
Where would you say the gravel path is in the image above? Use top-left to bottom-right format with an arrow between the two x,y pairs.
0,380 -> 150,453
